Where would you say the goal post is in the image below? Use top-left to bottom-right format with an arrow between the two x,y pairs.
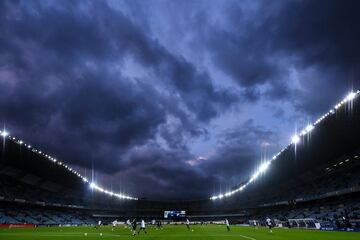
288,218 -> 321,229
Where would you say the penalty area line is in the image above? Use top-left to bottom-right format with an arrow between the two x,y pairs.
239,234 -> 256,240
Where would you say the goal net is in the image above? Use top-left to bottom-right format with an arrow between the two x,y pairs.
288,218 -> 321,229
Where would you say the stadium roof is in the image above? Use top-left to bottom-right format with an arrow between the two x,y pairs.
210,90 -> 360,204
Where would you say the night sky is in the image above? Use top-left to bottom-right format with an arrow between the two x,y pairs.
0,0 -> 360,200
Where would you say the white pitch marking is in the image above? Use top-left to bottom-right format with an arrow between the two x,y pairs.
239,234 -> 257,240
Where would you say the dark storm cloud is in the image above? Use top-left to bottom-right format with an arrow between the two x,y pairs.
202,120 -> 279,183
268,0 -> 360,114
200,0 -> 360,112
0,0 -> 236,168
116,144 -> 219,199
271,0 -> 360,68
100,118 -> 278,199
0,0 -> 359,199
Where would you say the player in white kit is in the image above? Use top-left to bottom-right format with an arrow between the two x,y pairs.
138,219 -> 147,234
186,218 -> 191,230
95,220 -> 101,229
112,220 -> 117,231
266,217 -> 273,233
225,219 -> 230,231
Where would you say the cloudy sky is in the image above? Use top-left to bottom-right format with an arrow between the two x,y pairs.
0,0 -> 359,200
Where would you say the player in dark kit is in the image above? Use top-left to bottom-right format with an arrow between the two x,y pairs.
156,220 -> 162,230
131,219 -> 137,236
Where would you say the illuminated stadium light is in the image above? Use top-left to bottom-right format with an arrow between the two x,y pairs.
345,92 -> 356,102
211,162 -> 273,200
291,135 -> 300,144
211,89 -> 360,200
305,124 -> 314,133
258,161 -> 270,173
249,174 -> 258,183
1,130 -> 8,137
89,181 -> 136,200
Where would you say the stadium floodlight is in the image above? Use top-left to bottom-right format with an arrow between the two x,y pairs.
259,161 -> 270,173
90,182 -> 96,189
291,135 -> 300,144
345,92 -> 356,102
305,124 -> 314,133
249,172 -> 258,183
1,130 -> 8,138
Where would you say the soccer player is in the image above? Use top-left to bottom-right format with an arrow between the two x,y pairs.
95,220 -> 101,229
266,217 -> 273,233
252,220 -> 259,230
156,220 -> 162,230
225,219 -> 230,231
112,219 -> 117,231
138,219 -> 147,234
186,218 -> 191,230
131,219 -> 137,236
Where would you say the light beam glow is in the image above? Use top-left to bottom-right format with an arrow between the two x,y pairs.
1,130 -> 8,137
291,135 -> 300,144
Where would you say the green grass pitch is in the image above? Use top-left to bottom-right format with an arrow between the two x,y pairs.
0,225 -> 359,240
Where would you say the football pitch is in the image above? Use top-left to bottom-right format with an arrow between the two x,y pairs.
0,225 -> 359,240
